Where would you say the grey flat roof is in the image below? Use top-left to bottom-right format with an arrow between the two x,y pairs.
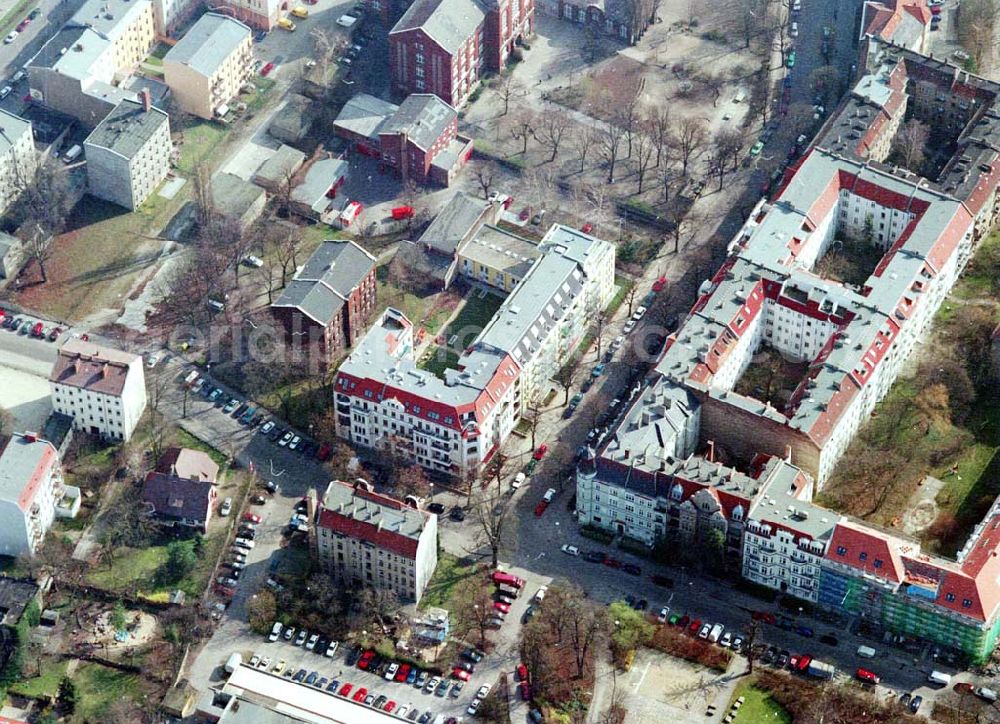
254,144 -> 305,186
462,224 -> 538,279
0,110 -> 31,155
72,0 -> 151,39
84,99 -> 168,159
380,94 -> 454,151
290,157 -> 348,213
212,172 -> 265,218
390,0 -> 485,55
164,13 -> 250,78
31,26 -> 107,79
334,93 -> 398,141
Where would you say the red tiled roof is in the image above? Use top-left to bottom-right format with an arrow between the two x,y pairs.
825,521 -> 910,584
317,508 -> 420,558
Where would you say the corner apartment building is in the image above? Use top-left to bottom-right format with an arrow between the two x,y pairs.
389,0 -> 533,107
28,0 -> 156,124
270,240 -> 378,368
576,36 -> 1000,663
0,433 -> 65,557
315,479 -> 438,604
335,224 -> 614,479
0,110 -> 35,217
49,338 -> 147,442
84,96 -> 171,210
163,14 -> 253,120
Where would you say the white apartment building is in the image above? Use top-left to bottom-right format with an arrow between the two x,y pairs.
335,224 -> 615,479
0,433 -> 65,556
0,110 -> 35,217
163,14 -> 253,120
84,97 -> 171,210
151,0 -> 200,35
72,0 -> 156,72
315,479 -> 438,604
49,338 -> 147,442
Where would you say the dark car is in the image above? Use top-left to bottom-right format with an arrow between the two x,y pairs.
761,647 -> 777,664
651,574 -> 674,588
776,651 -> 789,668
819,634 -> 838,646
427,503 -> 446,515
293,669 -> 307,682
899,693 -> 911,707
623,564 -> 642,576
584,551 -> 606,563
450,507 -> 465,521
462,647 -> 484,663
345,647 -> 361,667
910,695 -> 922,713
795,626 -> 814,638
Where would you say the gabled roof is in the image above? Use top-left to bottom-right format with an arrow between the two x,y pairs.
271,240 -> 376,326
141,472 -> 214,524
379,94 -> 456,152
333,93 -> 399,141
824,520 -> 914,584
390,0 -> 485,55
50,338 -> 139,396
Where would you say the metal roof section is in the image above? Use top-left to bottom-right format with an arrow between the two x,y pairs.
379,93 -> 455,152
389,0 -> 485,55
163,13 -> 250,79
333,93 -> 399,141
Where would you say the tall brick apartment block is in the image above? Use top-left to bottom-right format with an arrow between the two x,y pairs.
388,0 -> 534,107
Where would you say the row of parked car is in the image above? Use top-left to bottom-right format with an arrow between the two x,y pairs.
0,311 -> 62,341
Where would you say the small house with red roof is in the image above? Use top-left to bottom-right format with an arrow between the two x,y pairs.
860,0 -> 930,52
315,479 -> 438,604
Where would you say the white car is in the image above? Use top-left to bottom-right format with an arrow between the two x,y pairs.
260,421 -> 275,435
657,607 -> 669,624
511,472 -> 526,490
243,255 -> 264,268
268,622 -> 283,641
385,662 -> 399,680
0,85 -> 11,99
477,684 -> 491,699
220,497 -> 233,516
622,320 -> 637,334
611,336 -> 624,351
543,488 -> 556,503
467,699 -> 482,716
259,656 -> 272,669
561,544 -> 580,556
289,435 -> 301,450
249,653 -> 261,667
325,641 -> 339,657
533,586 -> 547,603
3,31 -> 18,44
632,306 -> 647,321
336,13 -> 358,27
306,633 -> 319,651
278,432 -> 293,447
720,631 -> 733,647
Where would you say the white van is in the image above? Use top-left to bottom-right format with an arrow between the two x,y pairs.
511,472 -> 526,490
62,144 -> 82,164
708,623 -> 724,643
856,645 -> 877,659
928,670 -> 951,686
791,22 -> 798,37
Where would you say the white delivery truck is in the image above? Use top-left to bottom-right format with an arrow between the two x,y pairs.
928,670 -> 952,686
857,645 -> 877,659
708,623 -> 724,643
62,144 -> 82,164
225,652 -> 243,674
806,659 -> 835,679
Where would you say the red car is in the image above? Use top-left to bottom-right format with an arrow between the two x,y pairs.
260,62 -> 275,76
581,222 -> 593,234
384,701 -> 396,713
316,444 -> 332,461
752,611 -> 777,625
395,664 -> 410,682
48,327 -> 62,341
391,206 -> 415,220
31,322 -> 44,337
688,618 -> 702,634
533,444 -> 548,460
795,655 -> 811,672
452,668 -> 471,681
855,668 -> 880,684
357,650 -> 375,670
494,601 -> 511,614
652,276 -> 667,293
516,663 -> 528,681
338,682 -> 353,697
352,687 -> 368,703
492,571 -> 525,588
603,557 -> 622,569
16,19 -> 29,31
243,512 -> 261,523
534,501 -> 548,517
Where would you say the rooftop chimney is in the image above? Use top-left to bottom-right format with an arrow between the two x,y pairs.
707,440 -> 716,463
141,87 -> 151,113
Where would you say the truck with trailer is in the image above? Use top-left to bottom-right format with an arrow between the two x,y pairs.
806,659 -> 835,679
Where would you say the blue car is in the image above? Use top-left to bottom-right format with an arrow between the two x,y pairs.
795,625 -> 814,638
406,668 -> 418,684
327,678 -> 341,692
305,671 -> 319,686
592,363 -> 606,377
293,669 -> 307,682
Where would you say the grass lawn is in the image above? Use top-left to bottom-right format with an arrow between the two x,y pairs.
419,347 -> 460,376
420,553 -> 481,611
9,659 -> 67,699
86,545 -> 168,591
375,265 -> 456,336
71,662 -> 143,723
441,289 -> 504,341
175,121 -> 228,175
729,678 -> 792,724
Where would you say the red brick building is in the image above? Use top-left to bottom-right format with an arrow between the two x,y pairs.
388,0 -> 533,107
334,93 -> 473,186
270,240 -> 377,367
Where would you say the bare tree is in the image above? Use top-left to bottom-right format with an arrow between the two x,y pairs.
571,124 -> 598,173
496,76 -> 525,116
474,161 -> 497,199
311,26 -> 345,73
892,119 -> 930,170
649,107 -> 671,167
470,486 -> 513,568
535,110 -> 572,162
618,91 -> 642,159
669,117 -> 708,178
633,130 -> 655,194
192,162 -> 214,227
569,599 -> 608,677
554,359 -> 579,405
598,120 -> 624,184
696,71 -> 727,107
510,109 -> 535,155
658,162 -> 679,203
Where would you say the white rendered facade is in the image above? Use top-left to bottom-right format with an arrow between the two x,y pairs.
0,434 -> 64,557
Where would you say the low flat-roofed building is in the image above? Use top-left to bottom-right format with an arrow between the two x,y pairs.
212,172 -> 266,230
0,577 -> 41,626
163,13 -> 253,120
458,223 -> 539,292
84,97 -> 171,210
268,94 -> 313,144
253,144 -> 305,191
